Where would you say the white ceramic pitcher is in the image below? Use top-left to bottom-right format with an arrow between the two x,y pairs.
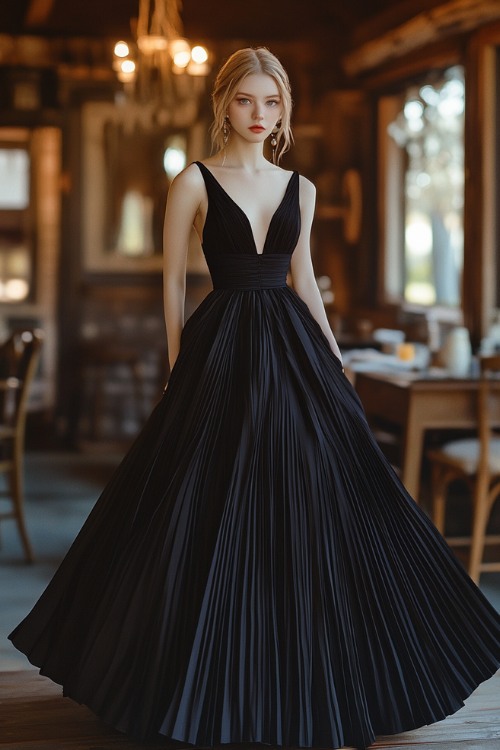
442,326 -> 472,377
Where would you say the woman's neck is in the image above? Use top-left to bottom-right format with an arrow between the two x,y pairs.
217,140 -> 273,172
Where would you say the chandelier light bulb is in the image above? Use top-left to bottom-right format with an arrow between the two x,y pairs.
117,58 -> 137,82
173,49 -> 191,68
169,38 -> 191,58
114,41 -> 130,58
121,60 -> 136,74
112,3 -> 212,90
191,45 -> 208,64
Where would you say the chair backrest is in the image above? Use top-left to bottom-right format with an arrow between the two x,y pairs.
0,329 -> 43,432
478,354 -> 500,477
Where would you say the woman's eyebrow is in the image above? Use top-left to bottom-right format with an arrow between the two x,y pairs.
235,91 -> 281,98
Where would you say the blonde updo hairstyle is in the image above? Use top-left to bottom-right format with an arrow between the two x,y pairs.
210,47 -> 293,164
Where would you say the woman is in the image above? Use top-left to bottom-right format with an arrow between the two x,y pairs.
10,47 -> 500,750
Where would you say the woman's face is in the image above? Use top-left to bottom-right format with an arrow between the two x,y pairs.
226,73 -> 283,146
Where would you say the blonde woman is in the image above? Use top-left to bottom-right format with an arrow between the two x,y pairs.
10,47 -> 500,750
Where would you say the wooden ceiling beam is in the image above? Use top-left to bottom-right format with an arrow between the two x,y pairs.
343,0 -> 500,76
25,0 -> 56,27
351,0 -> 446,46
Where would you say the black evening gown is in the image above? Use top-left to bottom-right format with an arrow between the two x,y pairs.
9,161 -> 500,750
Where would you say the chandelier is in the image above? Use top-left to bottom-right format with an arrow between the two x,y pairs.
113,0 -> 210,104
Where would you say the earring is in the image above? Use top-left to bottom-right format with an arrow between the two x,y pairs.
270,121 -> 280,164
223,116 -> 229,146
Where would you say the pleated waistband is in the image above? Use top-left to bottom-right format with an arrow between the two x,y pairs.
207,254 -> 290,290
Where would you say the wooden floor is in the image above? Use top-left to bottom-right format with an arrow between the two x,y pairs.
1,670 -> 500,750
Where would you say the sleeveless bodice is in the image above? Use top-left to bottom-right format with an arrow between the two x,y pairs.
195,161 -> 300,290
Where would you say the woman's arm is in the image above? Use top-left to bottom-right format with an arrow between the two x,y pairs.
290,176 -> 343,365
163,165 -> 204,373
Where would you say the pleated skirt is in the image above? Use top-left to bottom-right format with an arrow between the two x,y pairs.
9,286 -> 500,749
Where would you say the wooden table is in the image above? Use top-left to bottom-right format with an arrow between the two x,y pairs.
354,370 -> 500,501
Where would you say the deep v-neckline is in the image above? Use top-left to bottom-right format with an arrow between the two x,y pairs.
197,162 -> 296,256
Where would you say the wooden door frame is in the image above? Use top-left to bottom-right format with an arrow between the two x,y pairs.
463,23 -> 500,345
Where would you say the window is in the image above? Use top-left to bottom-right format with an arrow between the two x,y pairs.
0,132 -> 33,303
0,149 -> 29,208
380,66 -> 465,308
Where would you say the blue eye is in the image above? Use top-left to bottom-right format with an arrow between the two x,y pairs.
267,100 -> 279,106
237,98 -> 250,105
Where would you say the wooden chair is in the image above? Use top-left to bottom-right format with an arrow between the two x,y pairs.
0,329 -> 43,562
427,354 -> 500,583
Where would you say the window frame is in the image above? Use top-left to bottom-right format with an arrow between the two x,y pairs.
377,69 -> 466,319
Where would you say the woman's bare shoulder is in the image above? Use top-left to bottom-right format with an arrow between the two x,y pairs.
170,162 -> 205,190
166,163 -> 206,213
298,173 -> 316,193
298,174 -> 316,206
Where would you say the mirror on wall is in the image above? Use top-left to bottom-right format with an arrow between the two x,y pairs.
81,100 -> 207,273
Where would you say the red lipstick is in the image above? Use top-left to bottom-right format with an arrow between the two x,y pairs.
249,126 -> 265,132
